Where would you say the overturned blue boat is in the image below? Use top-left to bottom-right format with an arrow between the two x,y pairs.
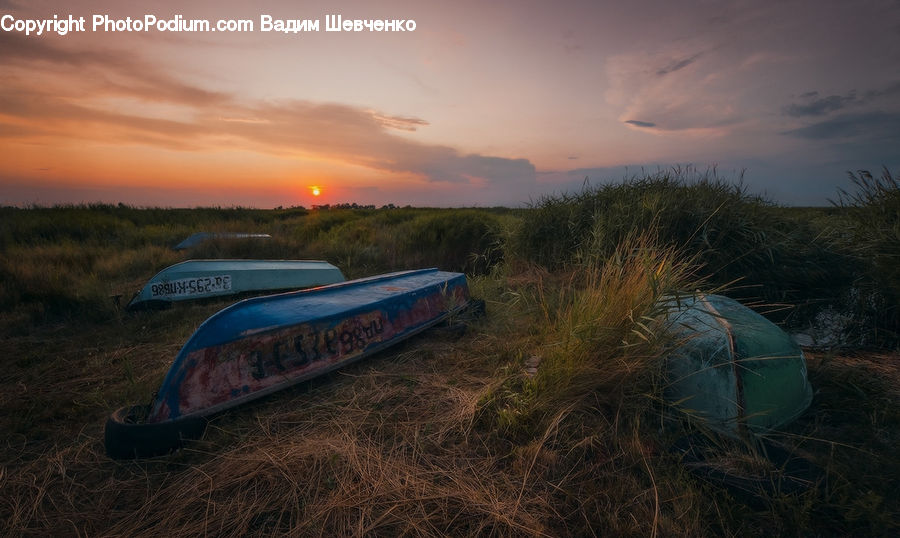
106,268 -> 476,458
126,259 -> 345,310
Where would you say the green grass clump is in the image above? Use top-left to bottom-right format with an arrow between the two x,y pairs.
513,168 -> 851,324
479,233 -> 698,441
292,207 -> 369,244
831,168 -> 900,345
400,210 -> 505,273
533,236 -> 694,406
0,244 -> 117,322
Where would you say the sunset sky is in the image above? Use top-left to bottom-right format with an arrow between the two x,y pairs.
1,0 -> 898,207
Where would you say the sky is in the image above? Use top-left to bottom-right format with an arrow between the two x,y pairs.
1,0 -> 898,207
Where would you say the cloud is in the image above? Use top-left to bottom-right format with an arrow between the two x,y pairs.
604,3 -> 898,139
605,43 -> 747,134
785,92 -> 857,117
454,155 -> 535,184
219,117 -> 270,124
538,164 -> 672,190
624,120 -> 656,128
0,33 -> 227,106
782,112 -> 900,141
370,113 -> 429,132
864,80 -> 900,100
0,177 -> 300,208
781,81 -> 900,153
0,87 -> 209,151
561,29 -> 583,54
0,33 -> 536,188
656,53 -> 702,76
785,82 -> 900,117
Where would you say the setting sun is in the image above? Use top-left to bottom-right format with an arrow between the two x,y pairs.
310,186 -> 321,197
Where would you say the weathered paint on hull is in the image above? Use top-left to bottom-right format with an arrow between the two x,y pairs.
146,268 -> 470,423
664,294 -> 813,437
126,259 -> 345,310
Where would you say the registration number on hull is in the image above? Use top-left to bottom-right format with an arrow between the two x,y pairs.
151,275 -> 232,298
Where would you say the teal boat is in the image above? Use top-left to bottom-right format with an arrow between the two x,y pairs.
663,294 -> 813,438
126,260 -> 345,310
174,232 -> 271,250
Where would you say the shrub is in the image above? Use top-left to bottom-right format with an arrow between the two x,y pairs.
293,209 -> 367,243
0,245 -> 116,322
401,210 -> 503,273
832,168 -> 900,346
513,169 -> 851,317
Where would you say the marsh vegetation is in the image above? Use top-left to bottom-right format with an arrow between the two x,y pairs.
1,169 -> 898,535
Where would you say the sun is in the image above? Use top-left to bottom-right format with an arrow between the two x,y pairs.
310,186 -> 321,197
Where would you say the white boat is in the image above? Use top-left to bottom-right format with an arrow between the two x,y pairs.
126,259 -> 345,310
173,232 -> 271,250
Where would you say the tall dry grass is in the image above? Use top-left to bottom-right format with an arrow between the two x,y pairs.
529,234 -> 697,414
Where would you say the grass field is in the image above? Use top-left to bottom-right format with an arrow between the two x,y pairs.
1,171 -> 898,535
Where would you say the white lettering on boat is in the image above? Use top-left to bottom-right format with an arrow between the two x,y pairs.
150,275 -> 232,298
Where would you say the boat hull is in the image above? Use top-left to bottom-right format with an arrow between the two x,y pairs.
664,294 -> 813,437
126,259 -> 345,310
174,232 -> 271,250
107,269 -> 472,458
147,268 -> 470,423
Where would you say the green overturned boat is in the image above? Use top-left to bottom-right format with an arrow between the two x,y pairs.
663,294 -> 813,438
